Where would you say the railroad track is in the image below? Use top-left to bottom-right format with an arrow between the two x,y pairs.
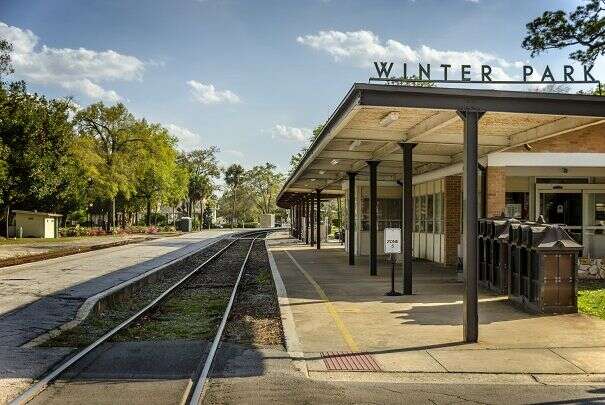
11,229 -> 272,405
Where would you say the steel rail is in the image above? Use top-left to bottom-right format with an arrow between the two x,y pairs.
186,233 -> 262,405
10,230 -> 267,405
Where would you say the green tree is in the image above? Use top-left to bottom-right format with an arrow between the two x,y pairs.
395,74 -> 437,87
218,183 -> 256,226
0,82 -> 82,216
75,102 -> 143,229
134,123 -> 187,225
224,163 -> 245,228
248,163 -> 284,214
522,0 -> 605,64
288,124 -> 323,174
179,146 -> 220,228
579,84 -> 605,95
0,39 -> 13,78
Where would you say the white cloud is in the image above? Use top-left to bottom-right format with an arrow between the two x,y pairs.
187,80 -> 241,105
270,124 -> 312,142
297,30 -> 524,81
165,123 -> 203,152
0,21 -> 145,102
223,149 -> 244,158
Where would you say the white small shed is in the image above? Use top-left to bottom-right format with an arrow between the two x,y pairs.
13,210 -> 62,238
260,214 -> 275,228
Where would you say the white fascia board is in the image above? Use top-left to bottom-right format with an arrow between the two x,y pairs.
488,152 -> 605,167
411,157 -> 488,185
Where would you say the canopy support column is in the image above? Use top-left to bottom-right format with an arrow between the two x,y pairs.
347,172 -> 356,265
367,161 -> 380,276
310,193 -> 315,246
458,110 -> 484,343
304,196 -> 309,244
297,202 -> 302,240
399,143 -> 416,295
316,189 -> 321,250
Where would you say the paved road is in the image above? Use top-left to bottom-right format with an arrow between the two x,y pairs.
0,229 -> 233,404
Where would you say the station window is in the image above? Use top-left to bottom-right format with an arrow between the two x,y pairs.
412,183 -> 443,235
505,192 -> 529,219
361,198 -> 402,231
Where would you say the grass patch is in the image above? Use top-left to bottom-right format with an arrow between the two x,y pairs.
0,236 -> 88,245
43,287 -> 231,347
578,280 -> 605,320
42,298 -> 149,347
114,288 -> 229,341
255,268 -> 272,286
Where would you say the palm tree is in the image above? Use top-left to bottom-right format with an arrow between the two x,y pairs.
224,164 -> 245,228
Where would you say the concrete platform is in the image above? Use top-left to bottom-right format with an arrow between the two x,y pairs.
267,232 -> 605,382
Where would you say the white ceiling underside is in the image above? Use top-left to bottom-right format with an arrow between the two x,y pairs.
288,106 -> 605,193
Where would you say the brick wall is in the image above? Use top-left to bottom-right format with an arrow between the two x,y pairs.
509,122 -> 605,153
444,175 -> 461,266
486,166 -> 506,218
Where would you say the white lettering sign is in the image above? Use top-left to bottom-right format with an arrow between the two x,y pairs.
384,228 -> 401,254
371,62 -> 598,84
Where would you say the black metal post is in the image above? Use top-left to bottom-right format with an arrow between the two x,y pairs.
316,189 -> 321,250
367,161 -> 380,276
303,195 -> 309,243
458,110 -> 484,343
297,202 -> 302,240
337,197 -> 342,244
400,143 -> 416,295
310,193 -> 315,246
348,172 -> 356,265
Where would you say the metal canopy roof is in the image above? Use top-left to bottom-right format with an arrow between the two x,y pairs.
277,84 -> 605,208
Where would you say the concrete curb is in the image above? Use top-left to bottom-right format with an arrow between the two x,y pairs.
22,235 -> 227,348
306,370 -> 605,386
265,236 -> 308,377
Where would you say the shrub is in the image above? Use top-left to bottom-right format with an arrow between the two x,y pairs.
59,226 -> 107,237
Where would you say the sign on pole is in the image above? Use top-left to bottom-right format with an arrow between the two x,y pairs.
384,228 -> 401,254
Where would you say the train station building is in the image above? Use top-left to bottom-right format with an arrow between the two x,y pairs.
277,84 -> 605,343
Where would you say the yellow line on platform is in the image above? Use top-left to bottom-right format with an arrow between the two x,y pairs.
285,250 -> 360,352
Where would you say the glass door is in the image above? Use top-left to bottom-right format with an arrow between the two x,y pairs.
538,191 -> 583,243
585,192 -> 605,257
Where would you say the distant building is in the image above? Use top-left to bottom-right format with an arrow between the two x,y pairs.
13,210 -> 62,238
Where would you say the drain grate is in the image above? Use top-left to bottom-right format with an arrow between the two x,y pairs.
320,352 -> 381,371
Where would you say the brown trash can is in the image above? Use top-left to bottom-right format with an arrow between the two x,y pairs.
508,220 -> 524,302
488,218 -> 509,294
527,225 -> 582,313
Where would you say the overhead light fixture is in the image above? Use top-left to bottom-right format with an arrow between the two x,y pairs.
349,140 -> 362,151
330,159 -> 339,166
318,170 -> 326,175
379,111 -> 400,127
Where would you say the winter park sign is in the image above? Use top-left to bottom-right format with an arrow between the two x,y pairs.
371,62 -> 599,85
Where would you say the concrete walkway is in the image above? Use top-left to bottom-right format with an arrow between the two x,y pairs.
267,232 -> 605,384
0,234 -> 155,261
0,229 -> 232,403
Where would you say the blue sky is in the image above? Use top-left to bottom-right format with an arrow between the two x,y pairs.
0,0 -> 599,173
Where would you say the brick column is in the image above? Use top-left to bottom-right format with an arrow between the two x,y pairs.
486,166 -> 506,218
444,176 -> 461,266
